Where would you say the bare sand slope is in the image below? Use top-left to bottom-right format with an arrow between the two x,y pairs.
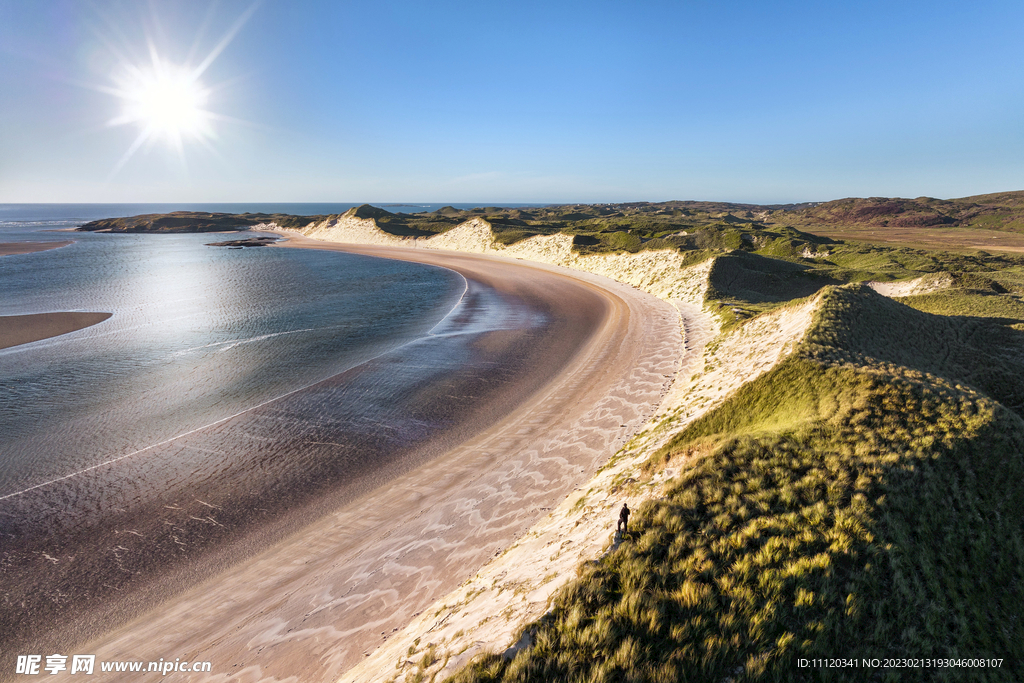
84,240 -> 682,683
0,312 -> 112,350
345,295 -> 820,683
867,273 -> 954,297
261,223 -> 828,683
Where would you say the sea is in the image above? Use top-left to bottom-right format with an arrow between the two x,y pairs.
0,203 -> 516,497
0,203 -> 546,647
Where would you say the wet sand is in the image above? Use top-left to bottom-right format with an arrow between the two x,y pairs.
0,240 -> 72,256
51,240 -> 680,682
0,312 -> 112,350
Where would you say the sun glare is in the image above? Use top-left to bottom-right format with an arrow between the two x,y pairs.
133,67 -> 208,138
118,62 -> 210,142
105,51 -> 219,176
99,3 -> 259,177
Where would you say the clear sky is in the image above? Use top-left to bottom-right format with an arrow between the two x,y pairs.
1,0 -> 1022,204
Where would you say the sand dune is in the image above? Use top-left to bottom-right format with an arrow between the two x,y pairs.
81,240 -> 683,683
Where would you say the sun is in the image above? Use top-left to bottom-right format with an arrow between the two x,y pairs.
116,60 -> 211,143
105,50 -> 220,176
98,3 -> 259,177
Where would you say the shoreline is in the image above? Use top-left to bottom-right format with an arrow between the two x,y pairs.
0,248 -> 581,659
59,239 -> 682,682
0,311 -> 112,350
288,222 -> 814,683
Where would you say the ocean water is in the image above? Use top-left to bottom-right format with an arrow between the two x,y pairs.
0,204 -> 555,649
0,204 -> 543,528
0,205 -> 468,493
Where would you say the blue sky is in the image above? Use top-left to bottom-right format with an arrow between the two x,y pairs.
1,0 -> 1022,204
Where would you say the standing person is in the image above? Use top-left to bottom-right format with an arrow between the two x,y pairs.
617,503 -> 630,534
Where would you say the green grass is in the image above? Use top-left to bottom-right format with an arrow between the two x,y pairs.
805,286 -> 1024,415
899,291 -> 1024,322
698,235 -> 1024,330
447,286 -> 1024,683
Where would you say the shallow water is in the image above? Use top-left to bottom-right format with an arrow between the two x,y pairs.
0,206 -> 549,650
0,223 -> 470,495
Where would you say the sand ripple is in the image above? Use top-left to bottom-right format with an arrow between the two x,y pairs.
83,245 -> 682,683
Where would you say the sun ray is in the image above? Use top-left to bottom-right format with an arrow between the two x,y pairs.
108,125 -> 155,181
185,1 -> 220,67
94,2 -> 260,179
192,2 -> 260,79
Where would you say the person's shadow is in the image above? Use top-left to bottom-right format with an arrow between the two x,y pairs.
612,529 -> 633,549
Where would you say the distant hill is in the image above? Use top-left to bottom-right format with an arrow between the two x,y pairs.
76,191 -> 1024,254
781,191 -> 1024,232
77,211 -> 326,233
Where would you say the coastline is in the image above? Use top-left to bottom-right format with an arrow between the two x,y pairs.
274,220 -> 811,683
59,239 -> 682,682
0,312 -> 112,350
273,227 -> 712,683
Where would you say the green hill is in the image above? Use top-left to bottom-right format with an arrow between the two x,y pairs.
449,281 -> 1024,683
783,192 -> 1024,233
77,211 -> 324,233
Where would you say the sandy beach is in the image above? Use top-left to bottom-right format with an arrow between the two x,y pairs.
0,240 -> 72,256
1,241 -> 108,350
0,312 -> 112,350
50,238 -> 682,682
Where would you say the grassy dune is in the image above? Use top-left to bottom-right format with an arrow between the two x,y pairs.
76,201 -> 1024,681
448,278 -> 1024,681
79,192 -> 1024,254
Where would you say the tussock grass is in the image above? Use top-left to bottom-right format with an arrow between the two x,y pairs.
900,291 -> 1024,323
805,286 -> 1024,416
448,286 -> 1024,683
703,242 -> 1024,329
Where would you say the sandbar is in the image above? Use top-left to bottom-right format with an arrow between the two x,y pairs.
58,240 -> 681,682
0,312 -> 112,350
0,240 -> 72,256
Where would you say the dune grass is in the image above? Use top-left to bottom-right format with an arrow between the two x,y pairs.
447,286 -> 1024,683
899,291 -> 1024,322
697,233 -> 1024,331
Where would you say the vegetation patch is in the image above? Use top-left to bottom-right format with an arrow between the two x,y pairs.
449,285 -> 1024,683
77,211 -> 328,233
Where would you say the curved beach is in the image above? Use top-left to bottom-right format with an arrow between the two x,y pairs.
78,239 -> 682,682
